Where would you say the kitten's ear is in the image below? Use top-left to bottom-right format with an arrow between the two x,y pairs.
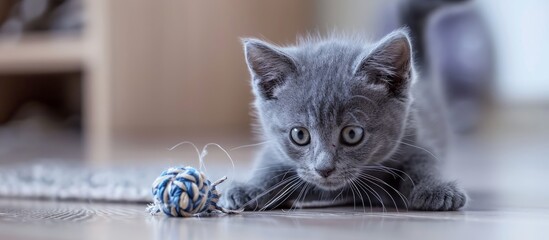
243,38 -> 297,100
355,30 -> 413,98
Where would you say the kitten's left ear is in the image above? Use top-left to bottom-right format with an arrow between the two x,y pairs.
354,29 -> 413,98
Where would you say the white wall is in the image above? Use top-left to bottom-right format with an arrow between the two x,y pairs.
478,0 -> 549,104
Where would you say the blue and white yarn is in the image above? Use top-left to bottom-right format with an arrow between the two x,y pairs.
147,166 -> 232,217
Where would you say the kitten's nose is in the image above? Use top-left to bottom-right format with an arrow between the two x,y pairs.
315,167 -> 335,178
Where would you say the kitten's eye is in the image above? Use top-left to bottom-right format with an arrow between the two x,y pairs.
340,126 -> 364,146
290,127 -> 310,146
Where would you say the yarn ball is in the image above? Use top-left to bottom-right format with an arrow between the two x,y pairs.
147,166 -> 229,217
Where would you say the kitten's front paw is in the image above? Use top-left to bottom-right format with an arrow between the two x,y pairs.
220,182 -> 263,211
409,181 -> 467,211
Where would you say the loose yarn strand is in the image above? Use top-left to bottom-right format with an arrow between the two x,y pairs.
201,143 -> 236,180
168,141 -> 206,173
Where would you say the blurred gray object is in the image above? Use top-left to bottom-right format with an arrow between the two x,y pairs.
380,0 -> 494,133
426,3 -> 494,133
397,0 -> 469,67
0,0 -> 84,38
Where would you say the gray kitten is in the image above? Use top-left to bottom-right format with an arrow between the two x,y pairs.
221,29 -> 466,211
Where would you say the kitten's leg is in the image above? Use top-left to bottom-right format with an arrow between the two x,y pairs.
221,151 -> 298,210
397,145 -> 467,211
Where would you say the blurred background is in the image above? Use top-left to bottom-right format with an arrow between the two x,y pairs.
0,0 -> 547,206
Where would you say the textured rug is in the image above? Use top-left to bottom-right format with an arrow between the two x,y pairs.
0,163 -> 167,203
0,161 -> 237,203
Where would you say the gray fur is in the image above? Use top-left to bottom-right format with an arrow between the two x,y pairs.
221,29 -> 466,211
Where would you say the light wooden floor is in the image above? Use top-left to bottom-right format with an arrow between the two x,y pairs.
0,195 -> 548,240
1,106 -> 548,240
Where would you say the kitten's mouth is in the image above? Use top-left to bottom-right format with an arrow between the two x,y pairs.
315,179 -> 347,190
298,173 -> 348,190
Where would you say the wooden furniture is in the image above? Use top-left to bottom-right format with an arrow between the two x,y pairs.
0,0 -> 313,165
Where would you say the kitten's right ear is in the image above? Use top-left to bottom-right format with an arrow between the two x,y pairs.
243,38 -> 297,100
354,30 -> 413,99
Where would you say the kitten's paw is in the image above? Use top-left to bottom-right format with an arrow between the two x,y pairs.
220,182 -> 263,211
409,181 -> 467,211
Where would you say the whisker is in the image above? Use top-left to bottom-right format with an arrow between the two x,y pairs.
360,166 -> 399,179
229,141 -> 272,151
358,174 -> 402,212
302,185 -> 312,208
346,178 -> 357,210
332,188 -> 346,204
261,180 -> 304,211
360,174 -> 409,211
354,178 -> 386,212
297,184 -> 311,211
255,169 -> 293,177
371,164 -> 416,188
352,178 -> 373,213
395,140 -> 441,162
319,187 -> 326,201
288,182 -> 307,212
270,169 -> 296,183
264,172 -> 293,189
350,179 -> 367,213
350,95 -> 375,104
259,177 -> 303,211
238,176 -> 298,210
254,168 -> 293,178
290,183 -> 310,212
256,178 -> 300,211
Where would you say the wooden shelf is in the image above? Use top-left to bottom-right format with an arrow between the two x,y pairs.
0,34 -> 84,74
